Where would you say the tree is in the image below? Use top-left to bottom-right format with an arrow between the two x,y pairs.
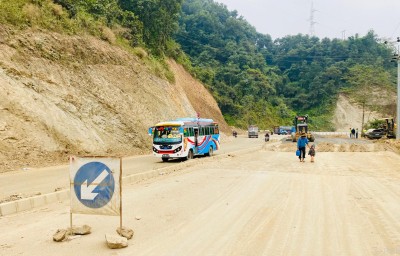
345,64 -> 393,130
119,0 -> 183,54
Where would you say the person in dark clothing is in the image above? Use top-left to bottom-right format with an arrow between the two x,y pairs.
356,128 -> 359,139
265,132 -> 270,142
297,133 -> 309,162
351,128 -> 355,138
232,131 -> 237,138
308,144 -> 316,162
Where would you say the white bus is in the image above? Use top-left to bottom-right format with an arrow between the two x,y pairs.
149,118 -> 220,162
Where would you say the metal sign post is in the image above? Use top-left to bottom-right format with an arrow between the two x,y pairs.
69,156 -> 122,233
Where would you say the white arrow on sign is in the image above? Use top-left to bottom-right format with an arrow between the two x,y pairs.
81,170 -> 109,200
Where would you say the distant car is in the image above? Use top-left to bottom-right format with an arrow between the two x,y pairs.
365,129 -> 384,139
280,130 -> 288,135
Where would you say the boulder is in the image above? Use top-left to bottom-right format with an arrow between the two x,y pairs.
53,229 -> 67,242
69,225 -> 91,235
105,234 -> 128,249
116,226 -> 134,239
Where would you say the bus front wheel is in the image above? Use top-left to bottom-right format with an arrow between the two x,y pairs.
162,157 -> 168,162
187,150 -> 194,160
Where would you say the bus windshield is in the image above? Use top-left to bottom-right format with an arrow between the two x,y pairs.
153,126 -> 182,144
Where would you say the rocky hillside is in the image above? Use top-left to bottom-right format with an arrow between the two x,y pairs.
333,94 -> 387,132
0,25 -> 229,172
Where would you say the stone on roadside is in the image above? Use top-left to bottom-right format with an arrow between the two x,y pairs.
116,226 -> 134,239
69,225 -> 91,235
65,235 -> 81,241
53,229 -> 67,242
105,234 -> 128,249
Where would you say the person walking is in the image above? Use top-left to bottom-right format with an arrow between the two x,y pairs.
356,128 -> 359,139
349,128 -> 352,138
297,132 -> 309,162
351,128 -> 356,139
308,144 -> 316,162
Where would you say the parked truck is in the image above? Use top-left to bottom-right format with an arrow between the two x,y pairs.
291,115 -> 315,142
273,125 -> 292,135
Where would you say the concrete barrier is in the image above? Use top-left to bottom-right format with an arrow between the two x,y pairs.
0,201 -> 17,216
312,132 -> 348,136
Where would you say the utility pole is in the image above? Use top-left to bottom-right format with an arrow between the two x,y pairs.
361,101 -> 365,137
308,2 -> 317,37
397,47 -> 400,140
385,38 -> 400,140
393,38 -> 400,140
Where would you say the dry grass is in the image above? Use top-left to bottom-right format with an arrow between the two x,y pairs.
22,3 -> 41,22
132,47 -> 148,59
50,3 -> 64,17
101,26 -> 116,44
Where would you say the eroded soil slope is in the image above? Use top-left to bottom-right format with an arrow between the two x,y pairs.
0,26 -> 229,172
334,94 -> 394,132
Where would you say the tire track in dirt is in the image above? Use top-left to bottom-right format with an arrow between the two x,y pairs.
350,176 -> 400,254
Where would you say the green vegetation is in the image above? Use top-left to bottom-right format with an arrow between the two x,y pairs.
176,0 -> 397,130
0,0 -> 397,130
0,0 -> 180,81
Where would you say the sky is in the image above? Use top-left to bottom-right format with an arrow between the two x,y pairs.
216,0 -> 400,41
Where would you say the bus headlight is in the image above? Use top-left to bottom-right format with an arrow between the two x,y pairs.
173,146 -> 182,153
152,147 -> 159,153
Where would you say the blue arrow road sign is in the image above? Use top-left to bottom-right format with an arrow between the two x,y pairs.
73,161 -> 115,209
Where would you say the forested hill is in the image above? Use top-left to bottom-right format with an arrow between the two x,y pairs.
175,0 -> 397,130
0,0 -> 397,131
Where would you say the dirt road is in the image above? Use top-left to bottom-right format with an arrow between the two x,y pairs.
1,136 -> 400,255
0,134 -> 261,201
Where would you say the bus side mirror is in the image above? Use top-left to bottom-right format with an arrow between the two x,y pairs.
148,127 -> 154,136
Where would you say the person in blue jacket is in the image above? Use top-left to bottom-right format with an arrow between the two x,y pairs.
297,133 -> 309,162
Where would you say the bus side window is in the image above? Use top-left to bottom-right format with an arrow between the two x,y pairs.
206,127 -> 210,135
189,128 -> 194,137
184,128 -> 189,137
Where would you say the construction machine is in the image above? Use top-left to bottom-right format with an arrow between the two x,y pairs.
291,115 -> 315,142
381,118 -> 396,138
